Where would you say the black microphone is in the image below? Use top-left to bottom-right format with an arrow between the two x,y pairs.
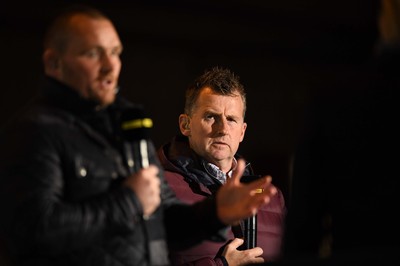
120,108 -> 153,174
240,175 -> 262,249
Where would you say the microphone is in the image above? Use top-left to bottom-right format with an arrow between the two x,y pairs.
240,175 -> 262,249
120,108 -> 153,174
243,215 -> 257,249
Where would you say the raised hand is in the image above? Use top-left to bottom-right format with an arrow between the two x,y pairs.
216,159 -> 277,225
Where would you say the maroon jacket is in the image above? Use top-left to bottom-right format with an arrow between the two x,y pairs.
157,135 -> 286,266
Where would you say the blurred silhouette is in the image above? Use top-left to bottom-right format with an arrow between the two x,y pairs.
280,0 -> 400,264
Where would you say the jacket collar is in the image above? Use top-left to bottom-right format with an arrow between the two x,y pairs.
203,157 -> 238,184
159,134 -> 253,194
41,76 -> 103,115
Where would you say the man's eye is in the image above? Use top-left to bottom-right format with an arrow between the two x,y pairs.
111,48 -> 122,56
85,50 -> 100,58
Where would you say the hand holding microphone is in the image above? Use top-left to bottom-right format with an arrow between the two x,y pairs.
123,165 -> 161,218
120,108 -> 161,218
222,238 -> 264,266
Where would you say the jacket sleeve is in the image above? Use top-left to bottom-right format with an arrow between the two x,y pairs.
163,192 -> 229,250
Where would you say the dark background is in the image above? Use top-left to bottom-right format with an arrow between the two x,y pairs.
0,0 -> 381,198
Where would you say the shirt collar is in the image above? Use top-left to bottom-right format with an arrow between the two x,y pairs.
203,157 -> 238,184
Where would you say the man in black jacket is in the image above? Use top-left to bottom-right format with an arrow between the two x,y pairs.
0,5 -> 276,266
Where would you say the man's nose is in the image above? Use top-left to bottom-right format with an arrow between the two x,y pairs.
215,118 -> 229,134
100,54 -> 115,73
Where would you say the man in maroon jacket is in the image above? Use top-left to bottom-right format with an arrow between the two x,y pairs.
158,67 -> 286,266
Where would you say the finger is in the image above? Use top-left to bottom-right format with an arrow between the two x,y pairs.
230,159 -> 246,184
248,246 -> 264,257
252,257 -> 265,264
229,238 -> 244,249
248,178 -> 278,199
250,192 -> 275,212
246,175 -> 271,191
259,182 -> 277,198
145,164 -> 159,175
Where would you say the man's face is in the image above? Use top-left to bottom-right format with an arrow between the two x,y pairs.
184,87 -> 247,172
52,15 -> 123,106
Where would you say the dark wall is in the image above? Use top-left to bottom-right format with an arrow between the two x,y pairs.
0,0 -> 380,198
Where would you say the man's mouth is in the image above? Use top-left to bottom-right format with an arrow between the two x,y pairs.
213,141 -> 228,147
99,78 -> 114,89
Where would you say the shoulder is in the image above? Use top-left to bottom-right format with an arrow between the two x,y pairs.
163,170 -> 186,187
163,170 -> 207,204
260,186 -> 286,214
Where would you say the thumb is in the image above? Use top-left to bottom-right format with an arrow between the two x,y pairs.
229,159 -> 246,185
229,238 -> 245,249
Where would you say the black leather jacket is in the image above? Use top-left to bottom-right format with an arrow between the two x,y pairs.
0,77 -> 227,266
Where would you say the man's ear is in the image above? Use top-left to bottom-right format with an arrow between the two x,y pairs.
43,49 -> 61,77
179,114 -> 191,136
239,122 -> 247,142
